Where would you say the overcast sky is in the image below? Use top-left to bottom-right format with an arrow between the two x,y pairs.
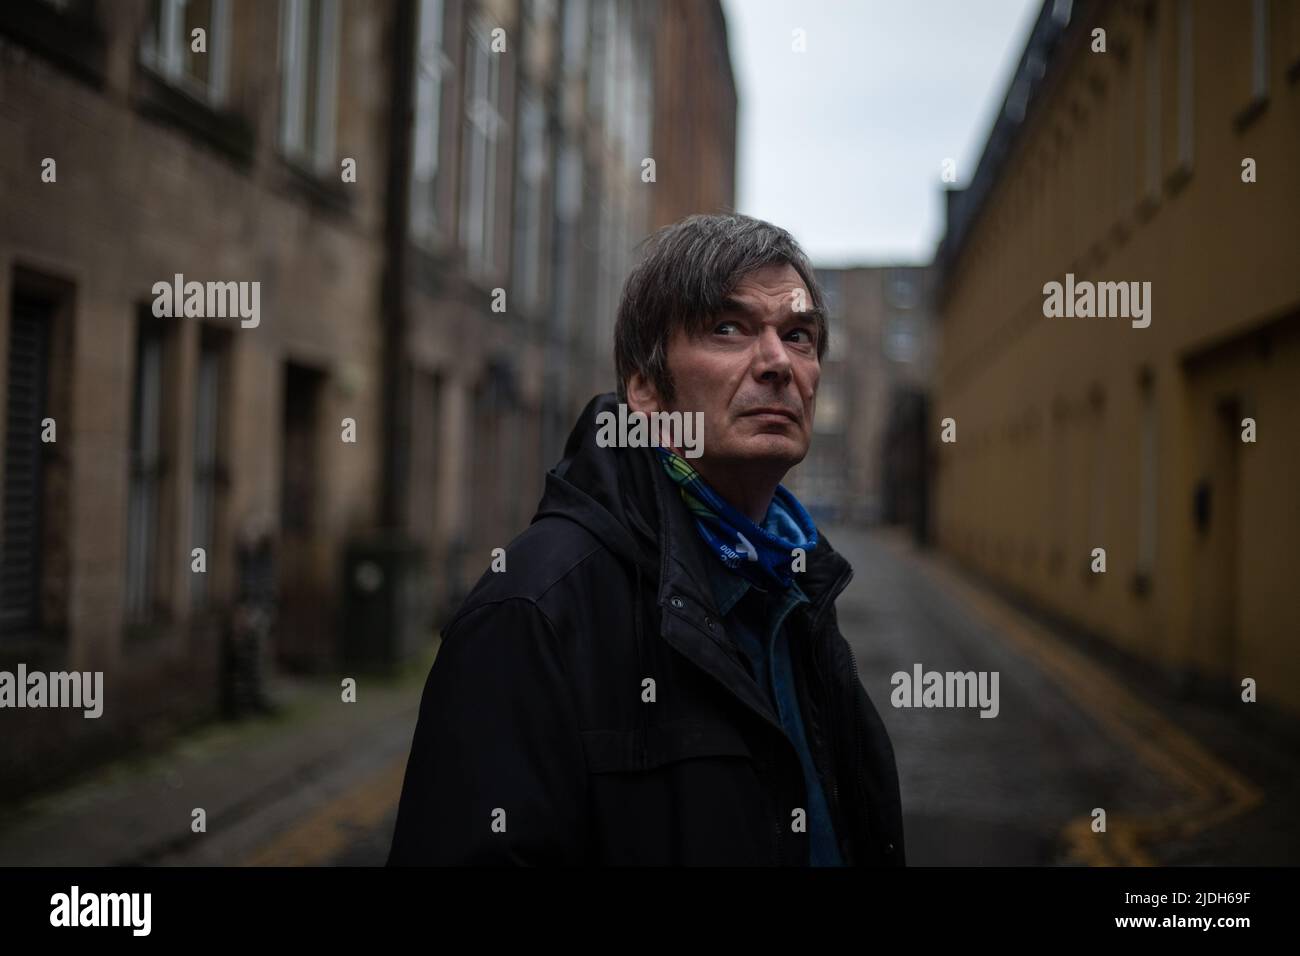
719,0 -> 1041,266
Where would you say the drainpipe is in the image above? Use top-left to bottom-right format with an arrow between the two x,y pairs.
380,0 -> 416,530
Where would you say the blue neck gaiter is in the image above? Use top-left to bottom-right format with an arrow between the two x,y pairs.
656,448 -> 818,591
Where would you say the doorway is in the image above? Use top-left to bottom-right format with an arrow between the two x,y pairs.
279,361 -> 328,670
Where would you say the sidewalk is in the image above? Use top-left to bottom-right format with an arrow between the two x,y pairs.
0,644 -> 436,867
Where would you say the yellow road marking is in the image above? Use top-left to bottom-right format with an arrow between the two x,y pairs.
878,534 -> 1262,866
241,757 -> 408,867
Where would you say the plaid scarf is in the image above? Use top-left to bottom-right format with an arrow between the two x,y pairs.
656,448 -> 818,591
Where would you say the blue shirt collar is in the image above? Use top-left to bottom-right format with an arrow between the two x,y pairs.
703,543 -> 809,618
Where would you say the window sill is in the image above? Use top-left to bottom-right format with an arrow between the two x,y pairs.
133,66 -> 255,170
410,241 -> 457,298
0,1 -> 105,88
461,268 -> 516,317
1164,162 -> 1192,196
463,265 -> 508,295
277,157 -> 355,220
1135,193 -> 1159,224
1233,95 -> 1269,133
1108,217 -> 1131,247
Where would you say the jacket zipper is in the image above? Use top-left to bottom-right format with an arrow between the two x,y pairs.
817,642 -> 853,865
634,564 -> 650,769
844,640 -> 868,861
806,565 -> 864,864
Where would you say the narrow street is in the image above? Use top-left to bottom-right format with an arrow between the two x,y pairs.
2,529 -> 1295,867
831,527 -> 1297,866
230,527 -> 1300,867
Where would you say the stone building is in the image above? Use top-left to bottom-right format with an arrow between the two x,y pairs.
933,0 -> 1300,717
786,265 -> 936,530
0,0 -> 737,798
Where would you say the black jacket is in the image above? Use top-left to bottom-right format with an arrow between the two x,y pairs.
387,393 -> 905,866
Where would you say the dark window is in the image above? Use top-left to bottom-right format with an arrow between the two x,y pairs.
191,329 -> 227,609
0,0 -> 107,88
139,0 -> 232,107
282,363 -> 323,534
126,316 -> 168,624
1,296 -> 52,634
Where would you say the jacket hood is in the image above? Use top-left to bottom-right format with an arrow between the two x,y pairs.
532,393 -> 662,579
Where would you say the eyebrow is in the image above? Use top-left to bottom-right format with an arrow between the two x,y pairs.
719,296 -> 825,325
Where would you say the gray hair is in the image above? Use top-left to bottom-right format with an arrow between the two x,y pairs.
612,213 -> 828,403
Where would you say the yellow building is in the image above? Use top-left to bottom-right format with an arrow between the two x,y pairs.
934,0 -> 1300,716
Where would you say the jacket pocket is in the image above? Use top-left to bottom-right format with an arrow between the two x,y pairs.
581,720 -> 753,773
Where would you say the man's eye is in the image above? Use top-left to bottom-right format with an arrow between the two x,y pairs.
713,321 -> 741,335
786,328 -> 813,344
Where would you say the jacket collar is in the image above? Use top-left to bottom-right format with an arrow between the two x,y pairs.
645,428 -> 853,735
646,436 -> 852,624
534,392 -> 854,732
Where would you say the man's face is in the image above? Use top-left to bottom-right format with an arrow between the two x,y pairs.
639,262 -> 821,477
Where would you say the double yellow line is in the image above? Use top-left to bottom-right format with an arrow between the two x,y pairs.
241,757 -> 409,867
882,535 -> 1262,866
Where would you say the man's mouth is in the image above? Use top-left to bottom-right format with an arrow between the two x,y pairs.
740,406 -> 800,423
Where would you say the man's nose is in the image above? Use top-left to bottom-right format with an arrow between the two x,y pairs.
752,327 -> 792,385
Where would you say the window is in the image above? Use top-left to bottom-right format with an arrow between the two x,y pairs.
561,0 -> 588,75
821,321 -> 845,363
460,18 -> 506,277
279,0 -> 340,175
0,0 -> 105,86
281,363 -> 323,535
524,0 -> 558,23
884,315 -> 920,364
586,0 -> 607,118
1136,371 -> 1158,591
1086,387 -> 1107,581
513,87 -> 548,311
140,0 -> 232,106
469,373 -> 504,548
551,140 -> 584,344
1143,3 -> 1160,203
813,380 -> 843,433
817,270 -> 842,318
1176,0 -> 1193,169
1251,0 -> 1269,101
603,1 -> 620,135
556,142 -> 583,225
407,370 -> 443,548
191,331 -> 225,610
1113,44 -> 1135,221
618,8 -> 640,152
594,199 -> 623,349
126,317 -> 168,624
410,0 -> 446,246
888,273 -> 918,309
1,297 -> 52,634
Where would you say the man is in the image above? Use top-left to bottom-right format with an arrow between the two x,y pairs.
388,213 -> 904,866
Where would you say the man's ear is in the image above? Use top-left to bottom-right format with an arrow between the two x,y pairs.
625,371 -> 663,415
